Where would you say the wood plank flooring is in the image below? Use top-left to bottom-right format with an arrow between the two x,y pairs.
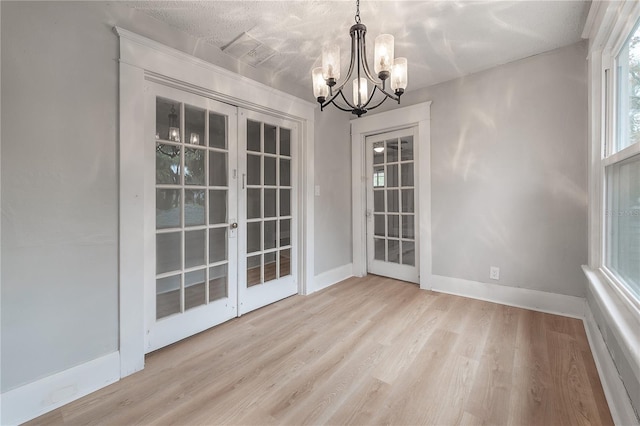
28,275 -> 612,425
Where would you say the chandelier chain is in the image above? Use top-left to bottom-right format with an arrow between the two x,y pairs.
354,0 -> 361,24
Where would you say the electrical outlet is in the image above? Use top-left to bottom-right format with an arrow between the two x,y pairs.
315,185 -> 321,196
490,266 -> 500,280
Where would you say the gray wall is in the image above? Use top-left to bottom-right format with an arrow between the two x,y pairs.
0,0 -> 309,393
313,107 -> 352,275
376,41 -> 589,297
1,1 -> 121,392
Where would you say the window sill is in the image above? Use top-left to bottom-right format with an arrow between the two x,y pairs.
582,265 -> 640,381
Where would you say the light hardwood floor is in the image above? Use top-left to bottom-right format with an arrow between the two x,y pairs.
29,275 -> 612,425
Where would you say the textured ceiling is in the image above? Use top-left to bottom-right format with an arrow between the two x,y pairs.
125,1 -> 590,94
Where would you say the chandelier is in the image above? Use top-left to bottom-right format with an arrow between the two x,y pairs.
311,0 -> 408,117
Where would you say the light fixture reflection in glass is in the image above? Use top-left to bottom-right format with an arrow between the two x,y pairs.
190,133 -> 200,145
353,78 -> 368,106
167,105 -> 180,142
374,144 -> 385,153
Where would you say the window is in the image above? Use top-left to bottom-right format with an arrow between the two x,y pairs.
615,22 -> 640,152
603,20 -> 640,303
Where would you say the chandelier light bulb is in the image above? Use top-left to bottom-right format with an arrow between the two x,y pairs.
391,57 -> 408,93
312,67 -> 329,101
190,132 -> 200,145
374,34 -> 394,79
322,45 -> 341,84
167,105 -> 180,142
353,78 -> 368,107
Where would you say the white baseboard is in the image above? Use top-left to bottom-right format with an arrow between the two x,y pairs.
584,307 -> 639,426
428,274 -> 586,319
312,263 -> 354,293
1,351 -> 120,425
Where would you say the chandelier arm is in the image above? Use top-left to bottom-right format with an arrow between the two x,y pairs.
338,88 -> 357,109
375,83 -> 401,102
330,27 -> 359,96
361,84 -> 379,109
365,92 -> 390,111
321,84 -> 357,110
356,29 -> 363,107
329,98 -> 357,113
359,30 -> 383,85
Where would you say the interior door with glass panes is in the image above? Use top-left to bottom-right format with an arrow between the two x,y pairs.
238,110 -> 298,315
145,82 -> 239,352
366,128 -> 419,283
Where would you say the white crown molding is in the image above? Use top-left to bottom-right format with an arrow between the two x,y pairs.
1,352 -> 120,425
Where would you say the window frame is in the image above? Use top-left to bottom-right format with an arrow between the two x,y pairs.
592,2 -> 640,314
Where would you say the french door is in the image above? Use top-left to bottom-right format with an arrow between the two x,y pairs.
145,83 -> 297,352
366,128 -> 419,283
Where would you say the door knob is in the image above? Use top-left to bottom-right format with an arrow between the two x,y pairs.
230,222 -> 238,229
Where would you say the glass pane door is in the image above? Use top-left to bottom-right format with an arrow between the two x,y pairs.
366,129 -> 419,283
239,111 -> 298,315
146,83 -> 238,352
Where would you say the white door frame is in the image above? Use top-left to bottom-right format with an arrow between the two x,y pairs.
351,102 -> 432,289
117,27 -> 315,378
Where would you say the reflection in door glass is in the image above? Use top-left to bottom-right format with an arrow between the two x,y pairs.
209,112 -> 227,149
246,120 -> 294,286
279,249 -> 291,277
369,134 -> 417,269
264,251 -> 277,282
388,215 -> 400,238
402,241 -> 415,266
374,238 -> 385,261
185,148 -> 205,185
184,190 -> 205,226
184,269 -> 206,311
156,232 -> 181,274
209,190 -> 227,224
156,274 -> 181,319
209,264 -> 228,301
185,229 -> 206,268
156,144 -> 181,184
209,228 -> 227,263
156,189 -> 181,229
387,140 -> 398,162
247,254 -> 262,287
401,136 -> 414,161
209,151 -> 228,187
388,239 -> 400,263
155,96 -> 232,319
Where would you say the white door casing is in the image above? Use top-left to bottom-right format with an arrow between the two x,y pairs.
351,102 -> 432,289
118,27 -> 315,376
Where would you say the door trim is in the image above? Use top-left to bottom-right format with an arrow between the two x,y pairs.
350,102 -> 432,289
117,27 -> 315,378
